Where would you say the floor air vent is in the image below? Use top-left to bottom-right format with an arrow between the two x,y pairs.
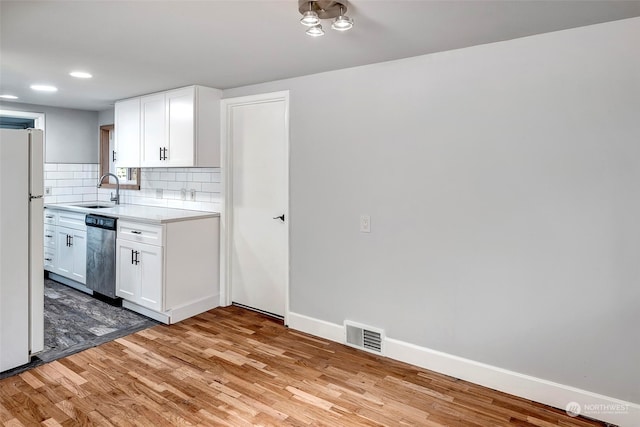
344,321 -> 384,355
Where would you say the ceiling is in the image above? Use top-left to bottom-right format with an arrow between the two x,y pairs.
1,0 -> 639,111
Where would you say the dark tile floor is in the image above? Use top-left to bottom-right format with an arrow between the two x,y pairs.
0,279 -> 157,379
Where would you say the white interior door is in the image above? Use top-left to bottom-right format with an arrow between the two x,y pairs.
225,93 -> 289,319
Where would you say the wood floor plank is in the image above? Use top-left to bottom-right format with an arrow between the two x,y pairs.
0,306 -> 609,426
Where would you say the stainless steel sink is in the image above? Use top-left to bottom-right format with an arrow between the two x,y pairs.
73,203 -> 114,209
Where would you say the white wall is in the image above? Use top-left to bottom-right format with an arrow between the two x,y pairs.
0,101 -> 98,163
224,17 -> 640,404
98,108 -> 114,126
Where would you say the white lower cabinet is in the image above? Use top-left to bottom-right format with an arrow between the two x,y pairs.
116,239 -> 163,312
115,216 -> 219,324
55,226 -> 87,284
44,208 -> 87,285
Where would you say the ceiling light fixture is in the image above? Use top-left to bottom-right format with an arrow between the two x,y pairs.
30,84 -> 58,92
300,2 -> 320,27
0,94 -> 19,100
306,25 -> 325,37
332,6 -> 353,31
298,0 -> 354,37
69,71 -> 92,79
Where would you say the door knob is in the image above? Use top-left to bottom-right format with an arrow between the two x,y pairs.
273,214 -> 285,222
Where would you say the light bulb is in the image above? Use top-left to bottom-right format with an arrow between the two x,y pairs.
300,10 -> 320,26
305,24 -> 325,37
332,15 -> 353,31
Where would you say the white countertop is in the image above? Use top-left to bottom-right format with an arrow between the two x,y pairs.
45,202 -> 219,224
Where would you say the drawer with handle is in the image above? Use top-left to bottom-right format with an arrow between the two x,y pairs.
44,226 -> 56,248
44,210 -> 57,225
44,250 -> 55,270
118,220 -> 164,246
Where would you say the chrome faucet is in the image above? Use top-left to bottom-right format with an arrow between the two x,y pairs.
97,173 -> 120,205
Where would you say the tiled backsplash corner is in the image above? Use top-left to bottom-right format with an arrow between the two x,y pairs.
44,163 -> 99,204
45,164 -> 221,212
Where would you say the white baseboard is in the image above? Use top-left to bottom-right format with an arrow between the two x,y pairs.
170,294 -> 219,324
288,312 -> 640,427
122,300 -> 170,324
123,295 -> 219,325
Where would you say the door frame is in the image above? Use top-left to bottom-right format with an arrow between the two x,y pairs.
220,91 -> 290,325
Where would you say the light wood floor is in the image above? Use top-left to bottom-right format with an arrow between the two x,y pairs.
0,306 -> 605,426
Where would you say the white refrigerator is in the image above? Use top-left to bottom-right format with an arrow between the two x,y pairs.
0,128 -> 45,372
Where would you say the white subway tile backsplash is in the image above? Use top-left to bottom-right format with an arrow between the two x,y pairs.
201,182 -> 221,193
159,172 -> 175,181
52,187 -> 73,196
166,181 -> 185,191
46,171 -> 74,180
73,186 -> 96,195
73,171 -> 94,179
56,194 -> 84,203
57,179 -> 84,187
46,163 -> 220,212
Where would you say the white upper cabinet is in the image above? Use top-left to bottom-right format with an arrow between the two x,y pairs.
114,97 -> 141,167
140,93 -> 166,167
115,85 -> 221,168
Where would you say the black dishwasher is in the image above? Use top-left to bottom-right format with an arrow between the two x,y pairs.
85,214 -> 118,299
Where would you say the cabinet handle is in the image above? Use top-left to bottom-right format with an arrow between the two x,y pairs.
112,150 -> 116,162
135,251 -> 140,265
45,258 -> 52,261
45,234 -> 53,238
131,249 -> 135,265
45,215 -> 54,219
163,147 -> 168,160
131,230 -> 142,235
69,235 -> 73,247
66,235 -> 69,247
159,147 -> 162,161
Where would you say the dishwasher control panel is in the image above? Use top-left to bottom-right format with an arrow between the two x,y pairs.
85,214 -> 117,230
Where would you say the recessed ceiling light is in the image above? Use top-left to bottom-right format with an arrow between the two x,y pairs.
69,71 -> 92,79
0,94 -> 19,99
30,84 -> 58,92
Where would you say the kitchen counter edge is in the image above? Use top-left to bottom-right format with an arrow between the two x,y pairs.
44,203 -> 220,225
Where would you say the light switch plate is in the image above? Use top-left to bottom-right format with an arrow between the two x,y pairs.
44,186 -> 52,195
360,215 -> 371,233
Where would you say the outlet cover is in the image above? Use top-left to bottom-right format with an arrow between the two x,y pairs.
190,189 -> 196,201
360,215 -> 371,233
44,186 -> 52,195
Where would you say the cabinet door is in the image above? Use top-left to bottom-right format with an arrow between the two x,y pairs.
140,93 -> 166,167
70,229 -> 86,284
116,240 -> 139,301
166,87 -> 194,166
114,98 -> 141,167
56,227 -> 73,278
139,243 -> 163,311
